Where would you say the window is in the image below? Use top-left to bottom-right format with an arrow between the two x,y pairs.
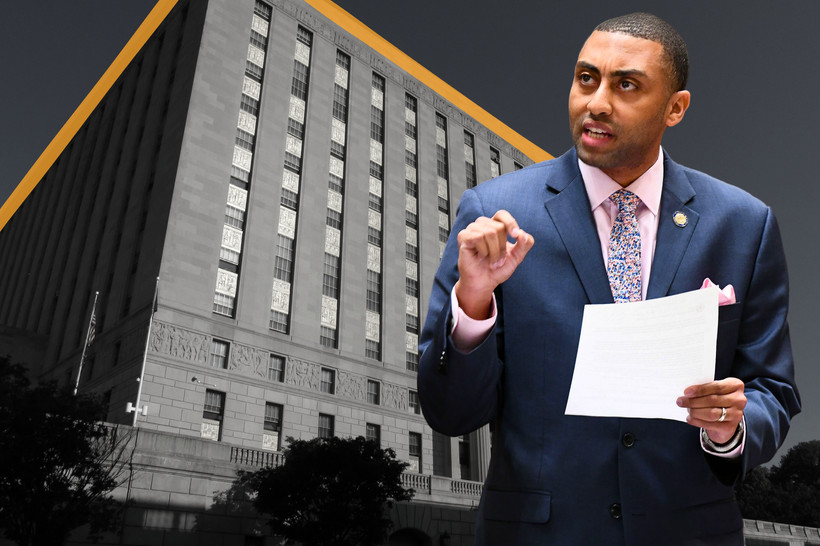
459,435 -> 472,480
405,242 -> 418,262
235,129 -> 254,151
368,226 -> 382,246
291,61 -> 310,100
405,178 -> 417,198
464,131 -> 477,188
365,339 -> 380,361
322,254 -> 340,298
406,314 -> 419,334
366,423 -> 381,445
254,0 -> 272,18
490,147 -> 501,178
321,368 -> 335,394
210,339 -> 229,369
406,351 -> 419,372
368,192 -> 382,212
330,140 -> 345,159
267,354 -> 285,382
270,310 -> 289,333
406,277 -> 419,298
370,107 -> 385,141
225,204 -> 245,229
273,235 -> 295,282
332,85 -> 348,121
320,327 -> 337,348
409,432 -> 422,472
366,270 -> 381,313
328,174 -> 343,194
263,402 -> 283,451
367,380 -> 380,405
287,118 -> 304,139
318,413 -> 334,438
202,390 -> 225,441
249,31 -> 267,51
240,94 -> 259,116
281,188 -> 298,209
297,26 -> 312,46
409,390 -> 420,415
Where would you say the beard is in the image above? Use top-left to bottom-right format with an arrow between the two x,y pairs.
569,112 -> 667,176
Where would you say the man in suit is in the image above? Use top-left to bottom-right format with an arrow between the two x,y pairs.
418,12 -> 800,546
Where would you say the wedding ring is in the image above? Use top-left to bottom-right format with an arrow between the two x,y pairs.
717,407 -> 727,423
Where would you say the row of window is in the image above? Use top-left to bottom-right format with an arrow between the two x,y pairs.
405,95 -> 421,372
365,73 -> 386,361
320,50 -> 352,349
200,387 -> 422,470
270,26 -> 314,333
213,1 -> 271,317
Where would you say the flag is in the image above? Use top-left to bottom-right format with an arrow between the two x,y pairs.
86,312 -> 96,346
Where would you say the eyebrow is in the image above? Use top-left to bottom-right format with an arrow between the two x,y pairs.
576,61 -> 647,79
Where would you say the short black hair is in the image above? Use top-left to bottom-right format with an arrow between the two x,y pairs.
595,12 -> 689,92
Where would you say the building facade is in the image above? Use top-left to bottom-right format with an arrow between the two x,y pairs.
0,0 -> 538,543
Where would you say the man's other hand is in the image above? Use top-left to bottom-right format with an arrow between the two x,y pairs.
454,210 -> 534,320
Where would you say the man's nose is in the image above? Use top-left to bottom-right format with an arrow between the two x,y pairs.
587,85 -> 613,117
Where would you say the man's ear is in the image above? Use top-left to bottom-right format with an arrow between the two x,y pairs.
666,90 -> 691,127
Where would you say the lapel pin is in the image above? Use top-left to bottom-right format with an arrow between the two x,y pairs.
673,211 -> 688,228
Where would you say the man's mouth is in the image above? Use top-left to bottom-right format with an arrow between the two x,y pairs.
584,127 -> 612,139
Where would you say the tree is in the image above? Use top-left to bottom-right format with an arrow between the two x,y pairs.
225,436 -> 414,546
0,356 -> 133,546
736,440 -> 820,527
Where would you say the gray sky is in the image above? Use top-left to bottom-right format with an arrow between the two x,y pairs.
1,0 -> 817,460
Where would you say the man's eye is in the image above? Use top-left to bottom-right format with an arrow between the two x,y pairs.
620,81 -> 636,90
578,74 -> 594,84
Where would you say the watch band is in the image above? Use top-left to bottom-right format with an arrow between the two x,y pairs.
701,419 -> 745,453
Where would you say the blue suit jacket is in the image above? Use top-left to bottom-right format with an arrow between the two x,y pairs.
418,149 -> 800,545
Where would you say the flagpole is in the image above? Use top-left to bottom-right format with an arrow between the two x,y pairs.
73,291 -> 99,396
132,277 -> 159,427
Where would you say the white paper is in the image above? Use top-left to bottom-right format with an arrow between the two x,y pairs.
565,287 -> 719,422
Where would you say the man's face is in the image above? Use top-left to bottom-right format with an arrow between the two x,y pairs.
568,31 -> 686,184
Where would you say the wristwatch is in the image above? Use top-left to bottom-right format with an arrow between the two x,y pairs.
701,418 -> 745,453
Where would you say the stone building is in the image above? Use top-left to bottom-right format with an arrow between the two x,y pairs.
0,0 -> 545,543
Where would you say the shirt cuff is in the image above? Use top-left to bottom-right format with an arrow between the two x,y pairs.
449,287 -> 497,352
700,416 -> 746,459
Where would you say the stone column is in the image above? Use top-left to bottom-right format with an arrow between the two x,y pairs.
470,424 -> 492,481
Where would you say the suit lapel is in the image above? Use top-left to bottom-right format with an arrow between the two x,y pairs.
646,154 -> 699,300
543,151 -> 613,304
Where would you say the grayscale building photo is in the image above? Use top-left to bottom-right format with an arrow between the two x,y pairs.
0,0 -> 538,543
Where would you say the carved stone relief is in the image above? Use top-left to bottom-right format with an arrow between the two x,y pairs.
286,358 -> 321,391
150,322 -> 208,364
230,343 -> 266,378
336,371 -> 365,401
382,382 -> 408,411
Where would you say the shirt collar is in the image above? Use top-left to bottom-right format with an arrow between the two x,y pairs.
579,147 -> 664,216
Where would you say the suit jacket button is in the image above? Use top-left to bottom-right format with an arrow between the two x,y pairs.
609,503 -> 622,519
622,433 -> 635,448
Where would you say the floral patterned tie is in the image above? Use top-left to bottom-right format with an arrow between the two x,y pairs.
607,189 -> 642,303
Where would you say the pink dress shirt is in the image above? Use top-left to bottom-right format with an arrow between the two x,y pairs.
449,148 -> 744,458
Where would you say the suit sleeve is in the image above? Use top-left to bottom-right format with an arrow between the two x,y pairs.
417,189 -> 505,437
734,207 -> 801,478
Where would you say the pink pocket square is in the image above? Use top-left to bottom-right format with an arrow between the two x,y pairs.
701,278 -> 736,306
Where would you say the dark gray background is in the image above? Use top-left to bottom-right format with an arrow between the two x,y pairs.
1,1 -> 816,460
